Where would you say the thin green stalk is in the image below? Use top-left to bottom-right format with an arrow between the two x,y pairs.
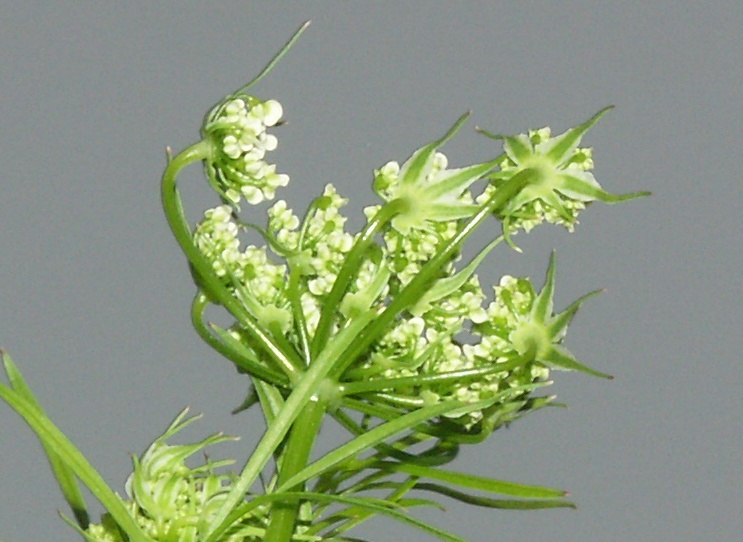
204,309 -> 378,542
264,399 -> 325,542
310,199 -> 406,358
190,293 -> 289,386
232,21 -> 311,96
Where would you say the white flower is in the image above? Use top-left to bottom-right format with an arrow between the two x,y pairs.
202,95 -> 289,206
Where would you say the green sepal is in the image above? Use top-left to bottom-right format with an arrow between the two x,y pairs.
544,105 -> 614,164
395,112 -> 471,191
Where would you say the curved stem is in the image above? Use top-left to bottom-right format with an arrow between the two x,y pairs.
190,293 -> 289,386
161,142 -> 303,380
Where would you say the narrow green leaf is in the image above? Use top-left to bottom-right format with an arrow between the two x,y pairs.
502,134 -> 533,164
0,380 -> 151,541
532,251 -> 557,322
3,351 -> 90,528
253,379 -> 286,427
277,400 -> 488,492
217,492 -> 468,542
544,344 -> 613,379
412,236 -> 502,316
330,408 -> 460,469
426,160 -> 497,200
414,482 -> 576,510
547,288 -> 604,339
398,112 -> 471,188
545,105 -> 614,165
385,462 -> 567,498
558,171 -> 651,203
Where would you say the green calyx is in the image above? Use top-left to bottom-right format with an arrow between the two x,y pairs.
373,113 -> 495,235
480,252 -> 611,380
478,106 -> 650,234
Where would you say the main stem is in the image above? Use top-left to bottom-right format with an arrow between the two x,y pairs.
264,398 -> 326,542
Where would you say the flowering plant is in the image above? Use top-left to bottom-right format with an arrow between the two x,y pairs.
0,22 -> 648,542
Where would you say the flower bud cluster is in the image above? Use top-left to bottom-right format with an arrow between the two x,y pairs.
377,215 -> 460,287
476,129 -> 596,232
361,269 -> 551,428
202,96 -> 289,205
475,107 -> 637,237
371,150 -> 481,237
190,109 -> 619,435
85,412 -> 267,542
467,275 -> 552,381
195,184 -> 357,340
194,204 -> 292,333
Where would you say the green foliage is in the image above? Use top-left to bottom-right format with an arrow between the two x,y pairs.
1,22 -> 648,542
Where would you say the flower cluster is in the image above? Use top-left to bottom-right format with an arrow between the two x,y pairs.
371,147 -> 488,236
194,183 -> 358,341
0,26 -> 649,542
85,411 -> 269,542
193,205 -> 292,333
354,253 -> 598,429
193,106 -> 625,433
477,106 -> 648,236
202,96 -> 289,205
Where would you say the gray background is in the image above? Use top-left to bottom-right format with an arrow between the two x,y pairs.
1,2 -> 741,541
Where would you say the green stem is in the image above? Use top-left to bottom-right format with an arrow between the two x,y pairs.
161,142 -> 303,380
190,293 -> 289,386
264,399 -> 326,542
310,200 -> 405,358
204,314 -> 371,542
233,21 -> 311,96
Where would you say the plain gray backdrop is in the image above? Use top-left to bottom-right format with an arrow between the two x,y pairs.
1,2 -> 741,541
